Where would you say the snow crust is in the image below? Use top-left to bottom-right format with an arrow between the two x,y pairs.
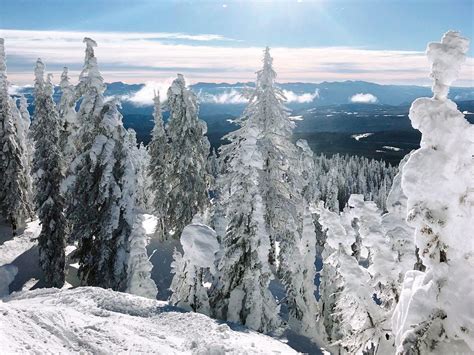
0,287 -> 297,354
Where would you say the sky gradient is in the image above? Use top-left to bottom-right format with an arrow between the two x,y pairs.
1,0 -> 473,86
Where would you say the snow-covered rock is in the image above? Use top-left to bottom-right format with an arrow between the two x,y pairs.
0,287 -> 298,354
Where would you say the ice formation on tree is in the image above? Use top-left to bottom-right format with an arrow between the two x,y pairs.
31,59 -> 67,288
0,38 -> 32,233
170,223 -> 219,314
392,31 -> 473,354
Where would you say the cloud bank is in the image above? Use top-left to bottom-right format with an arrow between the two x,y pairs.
1,29 -> 473,86
350,93 -> 378,103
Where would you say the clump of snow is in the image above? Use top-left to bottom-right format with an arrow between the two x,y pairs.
350,93 -> 378,103
0,287 -> 298,354
351,132 -> 373,141
180,223 -> 219,270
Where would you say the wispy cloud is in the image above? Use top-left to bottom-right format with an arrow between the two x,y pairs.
1,29 -> 473,86
350,93 -> 378,103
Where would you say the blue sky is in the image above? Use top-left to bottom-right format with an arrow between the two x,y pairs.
1,0 -> 473,85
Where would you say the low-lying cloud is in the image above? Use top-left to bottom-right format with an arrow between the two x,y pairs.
350,93 -> 378,103
124,80 -> 174,105
283,89 -> 319,103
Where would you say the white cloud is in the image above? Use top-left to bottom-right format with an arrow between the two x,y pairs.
199,89 -> 247,104
283,89 -> 319,103
1,29 -> 473,86
350,93 -> 378,103
125,80 -> 174,105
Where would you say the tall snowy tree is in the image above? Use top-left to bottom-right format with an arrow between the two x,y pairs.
162,75 -> 211,238
248,47 -> 316,331
148,92 -> 168,236
0,38 -> 32,234
66,38 -> 136,291
211,107 -> 281,332
57,66 -> 78,161
31,59 -> 67,288
392,31 -> 473,355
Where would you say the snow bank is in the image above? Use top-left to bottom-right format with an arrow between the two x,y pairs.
0,287 -> 297,354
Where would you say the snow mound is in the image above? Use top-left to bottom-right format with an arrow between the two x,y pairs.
0,287 -> 297,354
181,223 -> 219,269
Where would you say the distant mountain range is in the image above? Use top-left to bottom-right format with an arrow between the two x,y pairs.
12,80 -> 474,164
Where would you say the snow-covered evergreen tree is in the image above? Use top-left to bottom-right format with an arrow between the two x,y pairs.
66,38 -> 136,291
163,75 -> 211,238
128,130 -> 153,213
31,59 -> 67,288
0,38 -> 32,233
57,66 -> 78,161
392,31 -> 473,355
148,92 -> 168,235
126,214 -> 158,299
211,112 -> 281,332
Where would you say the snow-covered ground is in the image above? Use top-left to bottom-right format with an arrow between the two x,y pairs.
0,287 -> 298,354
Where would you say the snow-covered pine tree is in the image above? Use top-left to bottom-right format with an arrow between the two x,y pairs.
249,47 -> 316,332
57,66 -> 78,162
10,93 -> 33,205
148,91 -> 168,235
392,31 -> 473,355
66,38 -> 137,291
211,105 -> 281,332
125,139 -> 157,300
0,38 -> 32,234
31,59 -> 67,288
163,75 -> 211,238
128,129 -> 153,213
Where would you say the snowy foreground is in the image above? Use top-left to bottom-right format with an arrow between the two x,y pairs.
0,287 -> 298,354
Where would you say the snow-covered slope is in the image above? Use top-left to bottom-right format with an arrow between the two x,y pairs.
0,287 -> 298,354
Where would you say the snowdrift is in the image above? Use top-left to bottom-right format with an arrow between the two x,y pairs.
0,287 -> 297,354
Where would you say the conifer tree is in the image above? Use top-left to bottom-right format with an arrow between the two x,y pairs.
57,66 -> 78,161
31,59 -> 67,288
0,38 -> 32,234
148,92 -> 168,236
162,75 -> 211,238
211,124 -> 281,331
66,38 -> 136,291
